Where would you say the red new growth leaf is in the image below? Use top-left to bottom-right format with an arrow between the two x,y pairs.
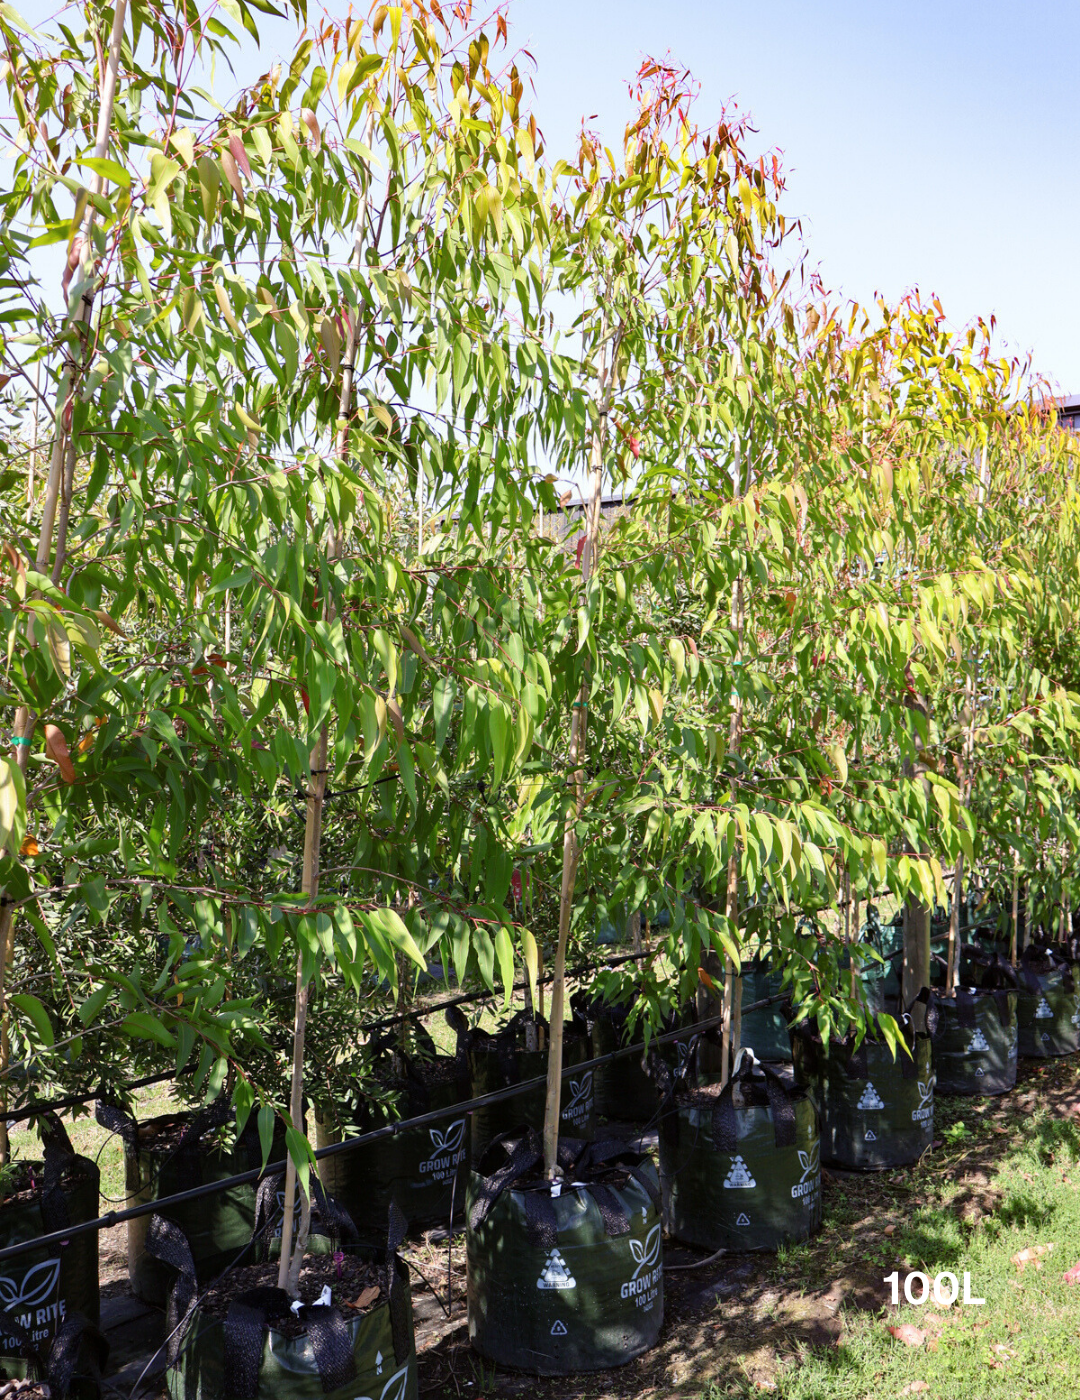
575,535 -> 586,566
228,134 -> 252,181
43,724 -> 76,783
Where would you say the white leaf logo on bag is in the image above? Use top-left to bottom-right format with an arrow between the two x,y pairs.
420,1119 -> 467,1180
967,1028 -> 989,1053
428,1120 -> 466,1159
0,1259 -> 60,1312
353,1361 -> 412,1400
911,1075 -> 935,1124
1035,997 -> 1053,1019
628,1224 -> 661,1281
797,1143 -> 820,1184
791,1141 -> 821,1200
563,1073 -> 593,1114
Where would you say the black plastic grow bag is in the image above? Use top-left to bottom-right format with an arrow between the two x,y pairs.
572,995 -> 656,1124
98,1098 -> 286,1306
1016,946 -> 1080,1058
317,1015 -> 471,1243
466,1132 -> 663,1375
736,962 -> 792,1062
0,1114 -> 100,1358
152,1209 -> 417,1400
467,1011 -> 595,1159
658,1050 -> 820,1251
792,1014 -> 934,1170
933,956 -> 1019,1096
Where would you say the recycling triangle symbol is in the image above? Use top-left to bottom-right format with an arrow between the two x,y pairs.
723,1154 -> 757,1189
550,1320 -> 568,1337
974,1067 -> 984,1076
857,1083 -> 885,1110
864,1129 -> 877,1141
1035,997 -> 1053,1019
968,1028 -> 989,1052
735,1212 -> 751,1226
537,1250 -> 576,1290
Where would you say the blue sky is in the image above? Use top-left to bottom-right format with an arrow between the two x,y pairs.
504,0 -> 1078,395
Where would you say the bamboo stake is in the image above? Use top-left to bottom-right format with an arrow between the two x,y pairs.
542,308 -> 611,1181
0,0 -> 129,1165
278,117 -> 376,1291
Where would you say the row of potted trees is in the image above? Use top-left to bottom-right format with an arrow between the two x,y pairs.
1,0 -> 1080,1391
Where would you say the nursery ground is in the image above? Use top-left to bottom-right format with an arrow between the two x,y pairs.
407,1056 -> 1080,1400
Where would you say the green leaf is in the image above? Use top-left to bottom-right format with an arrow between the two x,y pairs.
433,676 -> 455,754
78,984 -> 111,1027
494,926 -> 515,1006
76,155 -> 131,188
121,1011 -> 176,1048
285,1125 -> 314,1198
9,994 -> 53,1046
257,1104 -> 277,1165
364,907 -> 426,970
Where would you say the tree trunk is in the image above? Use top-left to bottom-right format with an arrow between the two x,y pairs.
277,124 -> 375,1286
719,444 -> 746,1086
542,312 -> 611,1180
902,687 -> 932,1029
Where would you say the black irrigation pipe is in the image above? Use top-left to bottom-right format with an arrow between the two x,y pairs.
0,996 -> 786,1267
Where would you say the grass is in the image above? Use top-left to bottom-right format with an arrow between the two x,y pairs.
695,1061 -> 1080,1399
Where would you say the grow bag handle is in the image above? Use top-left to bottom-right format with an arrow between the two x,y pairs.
711,1049 -> 796,1154
145,1215 -> 199,1368
224,1286 -> 358,1400
39,1110 -> 78,1244
252,1170 -> 360,1254
1020,943 -> 1075,993
469,1130 -> 658,1250
45,1314 -> 109,1400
